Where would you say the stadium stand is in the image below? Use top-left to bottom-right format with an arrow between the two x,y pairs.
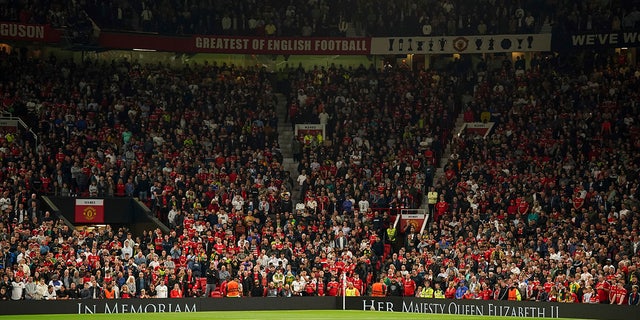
0,46 -> 638,304
0,0 -> 638,308
77,0 -> 640,37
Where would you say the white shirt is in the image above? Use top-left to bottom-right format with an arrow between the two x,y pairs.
0,197 -> 11,210
306,199 -> 317,210
297,174 -> 307,186
11,281 -> 25,300
358,200 -> 369,212
292,280 -> 304,294
156,284 -> 168,298
35,283 -> 48,298
232,196 -> 244,211
167,209 -> 178,224
43,288 -> 57,300
319,112 -> 329,125
549,251 -> 562,261
218,213 -> 229,225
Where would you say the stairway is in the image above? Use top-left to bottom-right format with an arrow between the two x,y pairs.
275,93 -> 301,206
420,112 -> 466,210
435,112 -> 466,182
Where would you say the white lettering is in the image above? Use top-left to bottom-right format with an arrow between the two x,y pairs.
105,303 -> 117,314
79,302 -> 197,314
623,32 -> 638,43
0,24 -> 44,39
518,306 -> 523,318
448,302 -> 457,314
571,35 -> 586,46
538,306 -> 545,318
596,34 -> 609,44
402,301 -> 413,313
586,34 -> 595,45
78,303 -> 96,314
610,33 -> 618,44
144,304 -> 157,313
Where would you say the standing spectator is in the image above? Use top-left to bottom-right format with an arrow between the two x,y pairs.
156,280 -> 168,298
629,286 -> 640,305
11,277 -> 25,300
204,262 -> 218,298
345,282 -> 360,296
24,277 -> 38,300
169,283 -> 183,298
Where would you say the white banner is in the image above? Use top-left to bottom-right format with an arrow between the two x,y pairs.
294,124 -> 325,142
0,119 -> 18,127
371,34 -> 551,55
76,199 -> 104,206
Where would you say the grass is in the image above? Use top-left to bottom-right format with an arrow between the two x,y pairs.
0,310 -> 585,320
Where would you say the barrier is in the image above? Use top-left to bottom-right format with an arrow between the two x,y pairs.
343,297 -> 632,320
1,297 -> 336,315
44,196 -> 153,225
0,297 -> 634,319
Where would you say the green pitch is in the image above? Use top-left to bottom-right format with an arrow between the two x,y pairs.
0,310 -> 585,320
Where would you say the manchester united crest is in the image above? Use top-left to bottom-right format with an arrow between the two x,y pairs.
83,206 -> 97,220
453,37 -> 469,52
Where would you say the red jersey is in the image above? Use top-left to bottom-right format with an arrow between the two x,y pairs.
213,243 -> 225,254
480,288 -> 492,300
327,280 -> 340,296
596,280 -> 610,302
352,278 -> 364,294
435,201 -> 449,219
403,278 -> 416,297
316,281 -> 325,296
305,282 -> 316,295
445,286 -> 456,299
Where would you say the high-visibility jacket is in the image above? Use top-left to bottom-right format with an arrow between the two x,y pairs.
371,282 -> 386,297
420,287 -> 434,298
345,287 -> 360,296
508,287 -> 521,301
386,228 -> 396,242
434,289 -> 445,298
226,280 -> 240,297
427,192 -> 438,204
104,288 -> 116,299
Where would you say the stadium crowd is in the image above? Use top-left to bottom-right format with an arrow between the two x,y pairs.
80,0 -> 640,36
0,46 -> 638,306
4,0 -> 640,37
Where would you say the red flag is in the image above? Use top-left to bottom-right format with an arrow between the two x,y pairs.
75,199 -> 104,223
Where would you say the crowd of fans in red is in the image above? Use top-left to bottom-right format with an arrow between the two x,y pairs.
0,45 -> 638,306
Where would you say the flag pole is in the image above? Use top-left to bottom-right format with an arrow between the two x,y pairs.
342,272 -> 346,310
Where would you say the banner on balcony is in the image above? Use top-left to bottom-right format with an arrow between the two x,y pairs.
75,199 -> 104,224
0,22 -> 62,42
99,32 -> 370,55
371,34 -> 551,54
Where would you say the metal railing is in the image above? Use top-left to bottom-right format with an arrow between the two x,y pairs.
0,116 -> 38,151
